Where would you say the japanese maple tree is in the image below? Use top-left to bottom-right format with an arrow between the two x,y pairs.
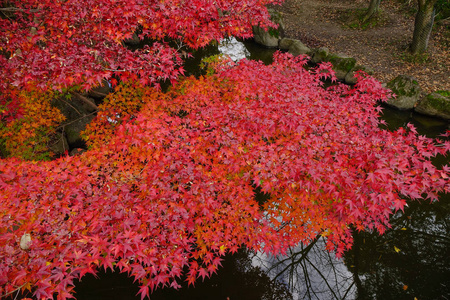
0,0 -> 449,298
0,0 -> 280,93
0,53 -> 449,299
0,0 -> 282,158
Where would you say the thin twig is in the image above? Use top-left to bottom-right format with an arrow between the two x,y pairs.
0,7 -> 40,12
0,283 -> 26,299
55,111 -> 97,130
341,281 -> 355,300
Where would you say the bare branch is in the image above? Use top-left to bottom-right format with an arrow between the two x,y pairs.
70,92 -> 98,111
0,7 -> 40,13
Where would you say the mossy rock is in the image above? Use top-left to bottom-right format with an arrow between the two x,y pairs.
63,115 -> 95,147
326,53 -> 357,80
267,8 -> 284,35
344,65 -> 374,85
310,47 -> 329,64
252,9 -> 284,48
386,75 -> 422,110
252,26 -> 279,48
279,38 -> 311,56
279,38 -> 295,50
415,92 -> 450,120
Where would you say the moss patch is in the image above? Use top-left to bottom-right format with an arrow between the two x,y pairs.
436,90 -> 450,97
326,54 -> 356,73
386,76 -> 420,98
425,93 -> 450,112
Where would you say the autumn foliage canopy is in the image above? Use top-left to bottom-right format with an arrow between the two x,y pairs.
0,0 -> 449,299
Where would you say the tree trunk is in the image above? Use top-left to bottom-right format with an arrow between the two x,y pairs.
410,0 -> 437,54
362,0 -> 382,23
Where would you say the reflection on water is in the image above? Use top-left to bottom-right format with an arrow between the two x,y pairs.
182,37 -> 276,78
256,105 -> 449,299
218,37 -> 250,62
380,104 -> 449,138
346,197 -> 450,300
252,238 -> 355,300
253,195 -> 450,300
72,38 -> 449,300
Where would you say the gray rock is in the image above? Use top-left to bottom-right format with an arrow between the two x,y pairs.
310,47 -> 329,64
415,91 -> 450,120
20,233 -> 32,250
386,75 -> 422,110
279,38 -> 311,56
344,65 -> 374,85
278,38 -> 295,50
252,9 -> 284,48
252,26 -> 280,48
326,53 -> 357,81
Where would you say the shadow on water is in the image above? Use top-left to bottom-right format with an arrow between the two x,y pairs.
346,195 -> 450,300
379,104 -> 449,138
71,38 -> 449,300
74,250 -> 291,300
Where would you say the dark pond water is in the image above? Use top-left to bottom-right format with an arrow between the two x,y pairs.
72,38 -> 449,300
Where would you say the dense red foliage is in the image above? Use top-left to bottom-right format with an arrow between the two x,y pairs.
1,53 -> 449,299
0,0 -> 279,93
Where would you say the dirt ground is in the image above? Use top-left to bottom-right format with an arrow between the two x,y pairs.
276,0 -> 449,93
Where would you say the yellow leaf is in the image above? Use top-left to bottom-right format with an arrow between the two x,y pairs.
219,245 -> 227,255
394,246 -> 401,253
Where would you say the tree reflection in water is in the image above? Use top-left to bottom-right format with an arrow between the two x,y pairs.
347,195 -> 450,300
249,104 -> 450,300
251,194 -> 449,300
252,237 -> 355,300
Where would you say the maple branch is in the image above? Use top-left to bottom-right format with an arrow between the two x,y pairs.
56,97 -> 82,116
70,92 -> 98,111
89,89 -> 109,98
48,130 -> 68,153
406,230 -> 450,242
0,7 -> 40,13
103,67 -> 143,72
56,111 -> 97,130
0,283 -> 26,299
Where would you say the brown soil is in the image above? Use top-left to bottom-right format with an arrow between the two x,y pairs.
276,0 -> 449,93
